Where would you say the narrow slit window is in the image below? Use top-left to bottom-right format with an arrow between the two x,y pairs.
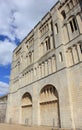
59,52 -> 63,62
55,23 -> 59,34
69,21 -> 74,32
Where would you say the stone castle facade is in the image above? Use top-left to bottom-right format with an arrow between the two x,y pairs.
6,0 -> 82,129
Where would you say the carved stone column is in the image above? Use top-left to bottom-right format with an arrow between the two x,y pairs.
45,60 -> 48,76
77,43 -> 82,61
48,58 -> 52,74
52,56 -> 56,72
72,45 -> 79,64
42,63 -> 45,77
68,48 -> 74,66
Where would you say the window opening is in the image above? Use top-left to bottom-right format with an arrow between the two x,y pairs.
55,23 -> 59,34
69,21 -> 74,32
69,18 -> 77,33
61,10 -> 66,19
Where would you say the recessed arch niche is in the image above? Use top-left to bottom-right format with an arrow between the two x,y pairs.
39,84 -> 60,127
21,92 -> 32,125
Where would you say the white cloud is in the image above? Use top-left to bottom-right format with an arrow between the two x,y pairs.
0,0 -> 58,96
0,0 -> 58,41
0,0 -> 58,66
0,81 -> 9,96
0,40 -> 17,66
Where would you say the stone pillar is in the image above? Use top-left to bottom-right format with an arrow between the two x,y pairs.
41,43 -> 43,56
48,58 -> 52,74
76,14 -> 82,33
72,45 -> 79,64
32,87 -> 40,126
63,24 -> 69,43
31,69 -> 33,83
21,75 -> 23,87
49,22 -> 51,31
23,75 -> 25,86
32,51 -> 34,63
38,65 -> 40,79
34,68 -> 37,81
45,60 -> 48,76
77,43 -> 82,61
24,73 -> 26,85
26,72 -> 28,85
52,56 -> 56,72
24,56 -> 27,68
30,70 -> 32,83
50,36 -> 53,49
27,56 -> 29,67
29,71 -> 31,83
28,72 -> 30,84
42,63 -> 45,77
19,107 -> 22,124
68,48 -> 74,66
32,99 -> 40,126
28,55 -> 30,66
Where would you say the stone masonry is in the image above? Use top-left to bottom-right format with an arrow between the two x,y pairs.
6,0 -> 82,129
0,95 -> 7,123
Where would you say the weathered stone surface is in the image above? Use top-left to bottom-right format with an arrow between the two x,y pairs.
6,0 -> 82,129
0,95 -> 7,123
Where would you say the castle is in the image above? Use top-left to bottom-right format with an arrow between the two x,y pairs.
6,0 -> 82,129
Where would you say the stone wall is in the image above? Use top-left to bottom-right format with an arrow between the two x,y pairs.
6,0 -> 82,129
0,95 -> 7,123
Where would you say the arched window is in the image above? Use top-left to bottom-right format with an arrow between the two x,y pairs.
69,17 -> 77,33
21,92 -> 32,106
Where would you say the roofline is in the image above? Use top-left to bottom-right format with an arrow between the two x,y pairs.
13,0 -> 60,53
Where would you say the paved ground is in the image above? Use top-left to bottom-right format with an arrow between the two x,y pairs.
0,123 -> 53,130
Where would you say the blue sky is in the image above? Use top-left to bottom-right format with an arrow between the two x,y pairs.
0,0 -> 57,96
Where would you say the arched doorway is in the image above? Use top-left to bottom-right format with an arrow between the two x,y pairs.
21,92 -> 32,125
40,85 -> 60,127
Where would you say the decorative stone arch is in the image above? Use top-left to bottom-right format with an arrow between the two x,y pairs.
21,92 -> 32,125
67,15 -> 78,33
39,84 -> 61,127
76,12 -> 82,33
67,15 -> 76,21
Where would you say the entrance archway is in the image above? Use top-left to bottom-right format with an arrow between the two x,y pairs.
21,92 -> 32,125
40,85 -> 60,127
